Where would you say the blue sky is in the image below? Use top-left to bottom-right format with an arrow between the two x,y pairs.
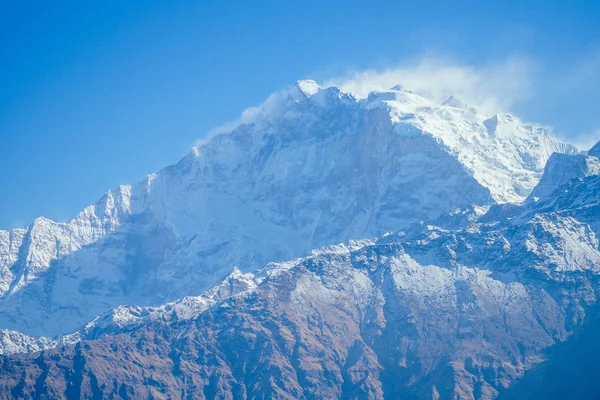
1,0 -> 599,229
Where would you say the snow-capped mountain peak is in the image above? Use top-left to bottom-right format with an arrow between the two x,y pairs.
291,79 -> 322,98
0,79 -> 577,337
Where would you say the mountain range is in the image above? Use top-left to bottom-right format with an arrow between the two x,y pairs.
0,80 -> 598,399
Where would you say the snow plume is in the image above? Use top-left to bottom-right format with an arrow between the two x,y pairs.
196,56 -> 534,147
325,56 -> 535,115
195,90 -> 290,148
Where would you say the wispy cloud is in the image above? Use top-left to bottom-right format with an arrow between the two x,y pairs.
194,90 -> 290,148
324,56 -> 536,115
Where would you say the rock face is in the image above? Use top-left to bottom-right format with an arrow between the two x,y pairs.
529,152 -> 600,199
0,81 -> 576,337
1,144 -> 600,399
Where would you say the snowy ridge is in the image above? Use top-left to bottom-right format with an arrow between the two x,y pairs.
0,185 -> 131,296
0,268 -> 257,355
362,89 -> 578,202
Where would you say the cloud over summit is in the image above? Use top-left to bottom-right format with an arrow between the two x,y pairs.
325,56 -> 535,115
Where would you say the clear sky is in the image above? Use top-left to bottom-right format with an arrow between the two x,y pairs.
1,0 -> 599,229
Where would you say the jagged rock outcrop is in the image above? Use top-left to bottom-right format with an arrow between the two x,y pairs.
529,149 -> 600,199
